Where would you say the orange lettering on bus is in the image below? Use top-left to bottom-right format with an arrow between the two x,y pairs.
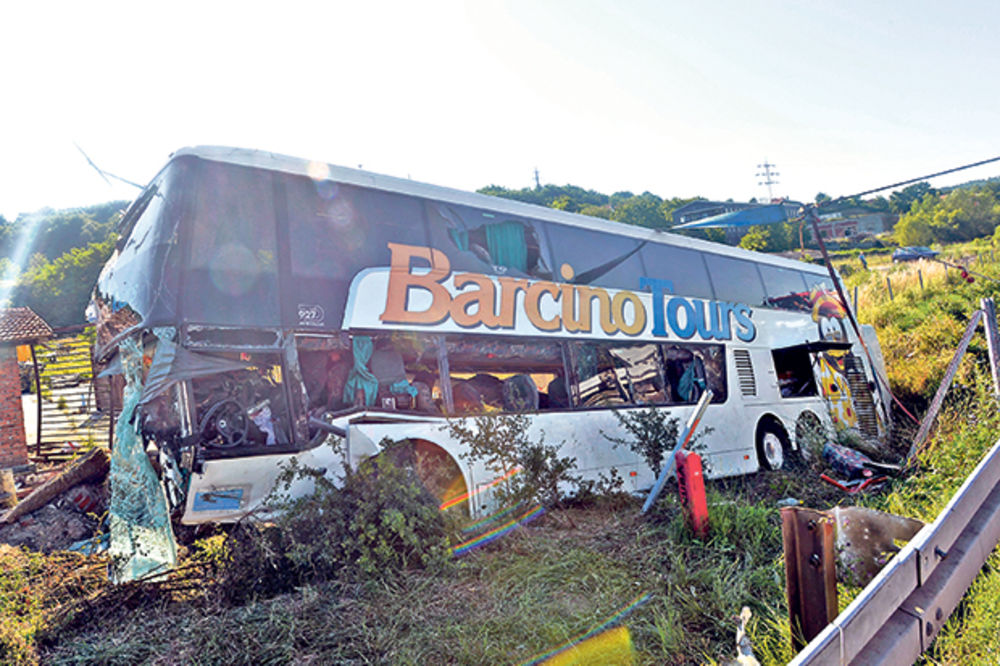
452,273 -> 501,328
612,291 -> 646,336
497,277 -> 529,328
524,281 -> 561,331
380,242 -> 452,325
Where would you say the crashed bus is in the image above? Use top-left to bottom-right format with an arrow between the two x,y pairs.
92,146 -> 890,524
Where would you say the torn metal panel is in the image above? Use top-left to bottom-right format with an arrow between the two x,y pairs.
108,337 -> 178,582
833,506 -> 924,588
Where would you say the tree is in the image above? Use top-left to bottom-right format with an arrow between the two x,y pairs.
739,223 -> 791,253
894,186 -> 999,245
13,238 -> 115,327
889,182 -> 935,215
611,192 -> 667,229
815,192 -> 831,205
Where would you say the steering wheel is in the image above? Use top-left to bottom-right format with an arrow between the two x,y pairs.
199,399 -> 249,448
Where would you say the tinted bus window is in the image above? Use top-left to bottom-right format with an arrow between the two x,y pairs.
640,243 -> 714,299
760,264 -> 811,312
548,225 -> 646,290
96,163 -> 184,348
285,177 -> 430,329
704,254 -> 766,306
186,163 -> 280,327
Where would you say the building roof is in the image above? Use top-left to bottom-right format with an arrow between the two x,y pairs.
0,307 -> 53,344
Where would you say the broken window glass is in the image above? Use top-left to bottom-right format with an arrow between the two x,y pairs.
570,341 -> 666,407
426,202 -> 552,279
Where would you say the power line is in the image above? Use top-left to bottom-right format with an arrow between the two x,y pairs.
826,154 -> 1000,207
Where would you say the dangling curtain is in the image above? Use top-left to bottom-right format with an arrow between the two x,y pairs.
485,221 -> 527,272
343,336 -> 379,406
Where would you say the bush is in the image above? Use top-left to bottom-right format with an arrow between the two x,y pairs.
603,407 -> 681,477
215,439 -> 453,603
444,414 -> 578,507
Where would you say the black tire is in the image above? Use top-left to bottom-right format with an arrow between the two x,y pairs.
756,421 -> 790,471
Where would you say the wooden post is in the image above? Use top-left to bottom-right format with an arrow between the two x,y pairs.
886,276 -> 894,301
853,285 -> 859,313
983,298 -> 1000,396
782,507 -> 838,650
905,310 -> 985,466
29,343 -> 41,456
919,269 -> 924,290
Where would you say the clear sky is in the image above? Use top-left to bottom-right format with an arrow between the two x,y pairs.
3,0 -> 998,220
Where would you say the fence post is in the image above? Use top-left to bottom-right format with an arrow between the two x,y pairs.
782,507 -> 838,651
905,310 -> 985,465
982,298 -> 1000,396
919,269 -> 924,290
853,285 -> 859,312
886,276 -> 894,301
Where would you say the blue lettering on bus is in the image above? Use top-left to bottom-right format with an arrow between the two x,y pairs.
638,277 -> 674,336
641,278 -> 757,342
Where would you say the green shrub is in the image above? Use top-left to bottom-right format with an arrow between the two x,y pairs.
444,414 -> 578,507
215,439 -> 452,603
603,407 -> 680,477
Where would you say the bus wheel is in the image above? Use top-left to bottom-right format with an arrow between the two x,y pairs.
756,421 -> 789,471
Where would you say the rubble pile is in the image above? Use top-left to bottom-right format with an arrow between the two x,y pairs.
0,448 -> 109,553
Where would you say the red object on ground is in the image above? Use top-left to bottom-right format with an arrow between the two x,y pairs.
675,450 -> 709,538
819,473 -> 888,494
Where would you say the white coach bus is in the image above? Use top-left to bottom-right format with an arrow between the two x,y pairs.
92,146 -> 889,523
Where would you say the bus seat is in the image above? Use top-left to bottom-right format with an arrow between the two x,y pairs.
503,374 -> 539,411
370,348 -> 407,387
546,376 -> 569,408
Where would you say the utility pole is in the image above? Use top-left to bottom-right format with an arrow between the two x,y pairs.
756,160 -> 780,202
533,167 -> 541,190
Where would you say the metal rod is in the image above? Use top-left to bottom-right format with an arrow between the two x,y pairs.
642,389 -> 713,514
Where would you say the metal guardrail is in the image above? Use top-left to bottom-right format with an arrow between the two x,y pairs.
790,436 -> 1000,664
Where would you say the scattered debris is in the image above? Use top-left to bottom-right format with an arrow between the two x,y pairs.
1,447 -> 109,525
735,606 -> 760,666
820,474 -> 888,494
0,448 -> 110,554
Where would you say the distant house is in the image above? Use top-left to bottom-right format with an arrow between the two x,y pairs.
808,208 -> 895,241
0,308 -> 53,468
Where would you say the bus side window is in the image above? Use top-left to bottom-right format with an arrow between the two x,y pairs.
771,347 -> 818,398
570,341 -> 668,407
444,336 -> 563,414
661,344 -> 727,405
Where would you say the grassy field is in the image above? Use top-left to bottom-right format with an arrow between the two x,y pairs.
4,240 -> 1000,664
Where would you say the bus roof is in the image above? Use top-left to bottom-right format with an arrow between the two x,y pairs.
169,146 -> 829,277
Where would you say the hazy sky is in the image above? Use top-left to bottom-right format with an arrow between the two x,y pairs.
3,0 -> 998,220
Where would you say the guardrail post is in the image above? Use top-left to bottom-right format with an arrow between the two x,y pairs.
782,507 -> 838,650
982,298 -> 1000,396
